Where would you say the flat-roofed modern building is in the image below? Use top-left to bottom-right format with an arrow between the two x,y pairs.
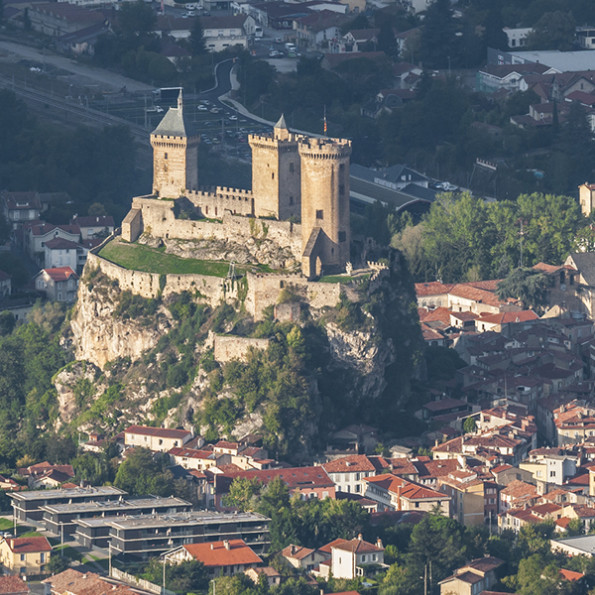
76,511 -> 270,556
41,496 -> 191,538
8,486 -> 127,523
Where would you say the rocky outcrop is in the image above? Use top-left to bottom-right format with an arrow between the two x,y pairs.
140,234 -> 299,271
70,271 -> 173,369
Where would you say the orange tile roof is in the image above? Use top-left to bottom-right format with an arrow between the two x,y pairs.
42,266 -> 78,282
43,569 -> 135,595
330,537 -> 383,554
418,307 -> 452,324
560,568 -> 584,582
280,544 -> 316,560
415,282 -> 454,297
182,539 -> 262,567
477,311 -> 539,325
364,474 -> 448,501
322,455 -> 376,473
0,576 -> 28,594
6,536 -> 51,553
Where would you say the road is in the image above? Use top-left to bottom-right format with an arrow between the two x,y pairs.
0,38 -> 154,93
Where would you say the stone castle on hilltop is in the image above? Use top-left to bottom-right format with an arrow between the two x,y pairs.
122,92 -> 352,279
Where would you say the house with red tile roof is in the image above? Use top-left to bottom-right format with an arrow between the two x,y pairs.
0,576 -> 28,595
439,557 -> 504,595
70,215 -> 114,240
315,535 -> 385,580
280,544 -> 329,571
168,447 -> 215,471
322,455 -> 378,495
362,474 -> 449,514
43,569 -> 135,595
499,480 -> 539,513
124,425 -> 193,452
0,536 -> 51,576
164,539 -> 262,578
216,466 -> 335,507
34,267 -> 78,303
438,470 -> 499,527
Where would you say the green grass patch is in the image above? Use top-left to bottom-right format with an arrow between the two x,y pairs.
99,240 -> 274,276
55,545 -> 83,562
100,241 -> 230,277
318,274 -> 355,284
0,518 -> 14,531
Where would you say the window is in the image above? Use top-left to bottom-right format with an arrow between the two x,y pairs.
272,172 -> 275,180
164,152 -> 168,159
289,196 -> 294,205
289,162 -> 295,173
20,554 -> 25,561
316,210 -> 323,219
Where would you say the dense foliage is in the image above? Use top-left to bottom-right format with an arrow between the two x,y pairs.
0,90 -> 144,223
392,192 -> 583,282
0,303 -> 74,468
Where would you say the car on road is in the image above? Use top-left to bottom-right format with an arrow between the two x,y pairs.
269,50 -> 283,58
228,115 -> 238,121
197,105 -> 208,111
210,107 -> 222,113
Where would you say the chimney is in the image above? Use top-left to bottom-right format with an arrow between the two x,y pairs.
376,538 -> 383,549
291,544 -> 296,555
357,533 -> 362,541
224,540 -> 230,550
211,543 -> 214,550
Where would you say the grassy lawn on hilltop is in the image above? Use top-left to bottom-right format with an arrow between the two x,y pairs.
99,241 -> 232,277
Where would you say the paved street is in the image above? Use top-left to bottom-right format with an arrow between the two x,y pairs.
0,38 -> 154,93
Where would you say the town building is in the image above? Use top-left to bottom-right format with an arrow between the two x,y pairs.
34,267 -> 79,303
41,496 -> 191,538
362,474 -> 450,514
76,510 -> 270,555
164,539 -> 262,578
124,425 -> 194,452
316,535 -> 385,580
439,557 -> 504,595
43,569 -> 135,595
8,486 -> 127,523
0,536 -> 51,576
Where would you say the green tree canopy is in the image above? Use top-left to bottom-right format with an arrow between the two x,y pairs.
114,448 -> 174,496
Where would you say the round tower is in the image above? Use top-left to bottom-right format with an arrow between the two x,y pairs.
249,115 -> 300,220
298,136 -> 352,278
150,90 -> 200,198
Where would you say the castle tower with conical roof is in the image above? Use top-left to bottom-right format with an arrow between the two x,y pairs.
248,114 -> 301,219
151,90 -> 200,198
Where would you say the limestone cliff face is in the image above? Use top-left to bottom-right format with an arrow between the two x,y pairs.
70,270 -> 172,369
65,248 -> 423,451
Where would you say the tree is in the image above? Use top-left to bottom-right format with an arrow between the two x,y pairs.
496,268 -> 549,311
377,21 -> 399,59
406,511 -> 466,591
117,1 -> 157,38
223,477 -> 262,511
114,448 -> 174,496
526,11 -> 576,51
419,0 -> 458,69
190,18 -> 206,55
0,312 -> 15,337
463,417 -> 477,434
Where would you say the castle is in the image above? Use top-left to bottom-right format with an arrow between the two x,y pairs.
122,92 -> 352,279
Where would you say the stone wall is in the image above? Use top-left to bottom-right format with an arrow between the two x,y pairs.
245,271 -> 343,320
128,196 -> 303,261
121,208 -> 142,242
86,252 -> 238,306
212,333 -> 270,363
